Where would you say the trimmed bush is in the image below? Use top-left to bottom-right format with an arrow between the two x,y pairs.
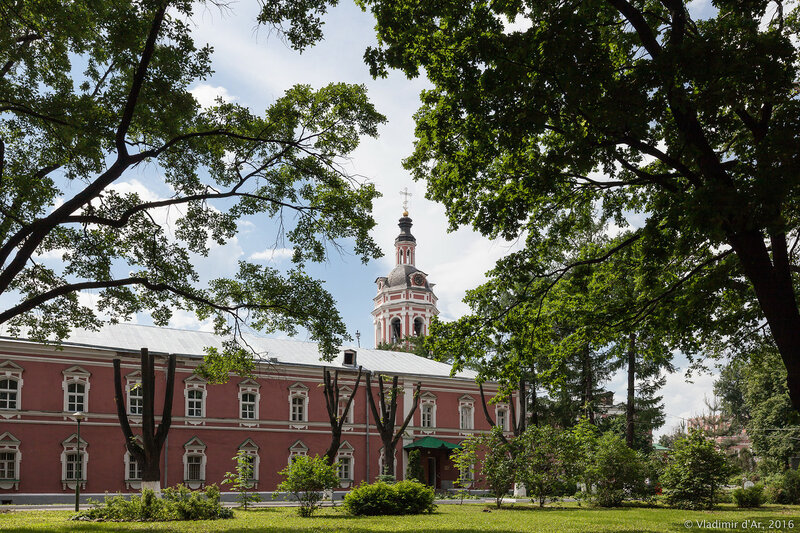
71,485 -> 233,522
732,485 -> 764,508
343,480 -> 435,516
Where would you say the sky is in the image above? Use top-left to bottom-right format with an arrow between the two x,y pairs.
50,0 -> 723,437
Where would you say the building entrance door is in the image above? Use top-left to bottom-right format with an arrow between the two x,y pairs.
426,457 -> 436,487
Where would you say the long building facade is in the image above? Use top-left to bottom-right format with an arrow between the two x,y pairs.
0,212 -> 511,502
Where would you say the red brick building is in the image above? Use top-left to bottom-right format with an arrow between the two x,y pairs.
0,213 -> 510,502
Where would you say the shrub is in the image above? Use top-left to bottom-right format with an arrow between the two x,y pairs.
732,485 -> 764,508
343,480 -> 435,516
276,455 -> 339,517
222,450 -> 262,509
586,433 -> 648,507
515,425 -> 579,507
71,485 -> 233,522
763,468 -> 800,504
406,449 -> 424,482
662,429 -> 731,509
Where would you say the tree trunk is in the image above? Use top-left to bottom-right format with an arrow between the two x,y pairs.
626,333 -> 636,447
113,348 -> 176,487
322,366 -> 363,465
728,229 -> 800,411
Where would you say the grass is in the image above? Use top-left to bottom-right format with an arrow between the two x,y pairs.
0,502 -> 798,532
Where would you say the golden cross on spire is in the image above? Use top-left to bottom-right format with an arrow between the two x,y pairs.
400,187 -> 412,216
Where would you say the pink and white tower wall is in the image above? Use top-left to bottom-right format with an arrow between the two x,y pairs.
372,202 -> 439,347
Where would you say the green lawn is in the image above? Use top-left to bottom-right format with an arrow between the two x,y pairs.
1,503 -> 798,532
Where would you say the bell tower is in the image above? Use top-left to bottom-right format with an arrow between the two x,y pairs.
372,190 -> 439,347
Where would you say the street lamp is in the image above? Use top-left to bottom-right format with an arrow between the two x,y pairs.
355,330 -> 361,348
72,411 -> 85,512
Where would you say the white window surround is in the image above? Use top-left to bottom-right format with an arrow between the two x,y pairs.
238,379 -> 260,424
495,403 -> 509,432
338,386 -> 355,425
0,432 -> 21,490
125,371 -> 143,417
183,436 -> 207,489
184,375 -> 207,423
288,439 -> 308,465
61,433 -> 88,490
61,366 -> 90,415
288,382 -> 308,426
458,394 -> 475,431
419,392 -> 437,430
336,441 -> 355,487
238,438 -> 260,488
123,436 -> 144,490
0,361 -> 23,414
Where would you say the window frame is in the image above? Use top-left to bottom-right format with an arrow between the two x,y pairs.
238,438 -> 260,487
60,433 -> 88,490
336,441 -> 355,487
288,382 -> 308,425
419,392 -> 437,430
61,366 -> 91,414
184,376 -> 207,422
238,379 -> 260,424
182,437 -> 207,488
125,371 -> 143,416
288,439 -> 308,465
0,432 -> 21,490
338,386 -> 355,425
458,395 -> 475,431
123,436 -> 143,490
0,361 -> 23,412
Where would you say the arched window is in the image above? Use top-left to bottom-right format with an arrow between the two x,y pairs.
183,437 -> 206,489
62,366 -> 90,413
0,361 -> 23,412
413,317 -> 424,337
391,318 -> 402,343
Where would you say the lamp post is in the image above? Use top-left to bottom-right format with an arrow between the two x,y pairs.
72,411 -> 85,512
355,330 -> 361,348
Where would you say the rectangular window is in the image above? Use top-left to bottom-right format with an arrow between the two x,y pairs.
291,396 -> 305,422
243,454 -> 256,480
496,409 -> 507,431
187,455 -> 202,481
187,389 -> 203,417
338,398 -> 353,424
241,392 -> 256,419
66,452 -> 83,480
337,457 -> 351,481
421,404 -> 433,428
67,382 -> 85,412
460,405 -> 473,430
128,458 -> 142,480
0,379 -> 18,410
0,452 -> 16,479
129,384 -> 143,415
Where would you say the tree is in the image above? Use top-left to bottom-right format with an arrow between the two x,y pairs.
515,425 -> 579,507
365,373 -> 421,478
360,0 -> 800,410
321,366 -> 363,465
662,429 -> 731,509
453,428 -> 516,508
276,455 -> 339,517
0,0 -> 384,366
112,348 -> 175,492
222,450 -> 262,510
584,432 -> 648,507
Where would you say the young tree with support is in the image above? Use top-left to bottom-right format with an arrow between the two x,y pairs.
365,373 -> 421,478
322,366 -> 363,465
112,348 -> 175,493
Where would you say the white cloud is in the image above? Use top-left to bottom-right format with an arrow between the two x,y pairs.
189,84 -> 237,109
248,247 -> 294,262
168,308 -> 214,332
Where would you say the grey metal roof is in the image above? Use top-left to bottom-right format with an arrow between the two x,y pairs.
0,322 -> 477,381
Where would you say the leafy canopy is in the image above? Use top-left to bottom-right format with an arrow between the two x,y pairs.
359,0 -> 800,407
0,0 -> 385,363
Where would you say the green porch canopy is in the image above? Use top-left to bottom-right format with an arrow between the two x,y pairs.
403,436 -> 459,451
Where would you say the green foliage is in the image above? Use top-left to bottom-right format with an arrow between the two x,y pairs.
342,480 -> 435,516
476,428 -> 516,508
662,429 -> 732,509
732,485 -> 764,508
0,0 -> 385,367
515,425 -> 579,507
71,485 -> 232,522
763,469 -> 800,504
221,450 -> 262,510
276,455 -> 339,517
359,0 -> 800,410
583,433 -> 648,507
405,449 -> 424,482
